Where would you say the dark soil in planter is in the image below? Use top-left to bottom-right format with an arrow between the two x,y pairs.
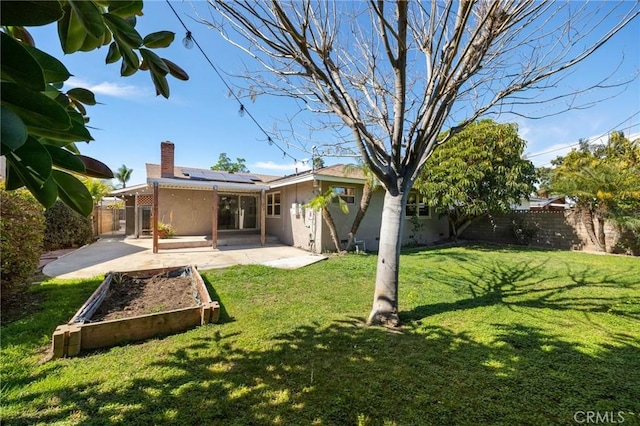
91,274 -> 198,322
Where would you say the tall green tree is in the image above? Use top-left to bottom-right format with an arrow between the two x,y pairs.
550,132 -> 640,252
114,164 -> 133,189
415,120 -> 536,240
82,177 -> 112,205
1,1 -> 188,216
211,153 -> 250,173
204,1 -> 639,326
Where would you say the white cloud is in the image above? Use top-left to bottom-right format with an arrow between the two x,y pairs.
66,77 -> 146,99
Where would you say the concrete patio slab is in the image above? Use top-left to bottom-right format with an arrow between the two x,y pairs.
43,236 -> 327,279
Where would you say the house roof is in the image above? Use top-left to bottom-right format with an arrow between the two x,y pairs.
268,164 -> 367,188
145,164 -> 281,183
136,163 -> 368,193
110,183 -> 152,197
145,163 -> 278,192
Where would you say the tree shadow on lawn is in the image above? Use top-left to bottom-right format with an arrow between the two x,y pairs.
5,318 -> 640,425
402,256 -> 640,323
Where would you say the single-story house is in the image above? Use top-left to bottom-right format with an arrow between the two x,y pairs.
513,195 -> 571,211
112,141 -> 449,253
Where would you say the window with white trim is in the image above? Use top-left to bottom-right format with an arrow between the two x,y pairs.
405,192 -> 430,218
333,187 -> 356,205
266,192 -> 281,217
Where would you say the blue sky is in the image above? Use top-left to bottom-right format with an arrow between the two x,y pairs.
28,1 -> 640,186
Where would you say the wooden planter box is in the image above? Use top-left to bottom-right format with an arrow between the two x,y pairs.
51,265 -> 219,359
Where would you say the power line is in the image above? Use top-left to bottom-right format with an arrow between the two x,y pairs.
526,111 -> 640,161
164,1 -> 301,165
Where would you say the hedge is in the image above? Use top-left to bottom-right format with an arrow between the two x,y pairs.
1,186 -> 45,302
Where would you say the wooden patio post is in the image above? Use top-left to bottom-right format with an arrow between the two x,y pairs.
134,193 -> 139,238
261,189 -> 266,246
152,181 -> 159,254
212,185 -> 218,249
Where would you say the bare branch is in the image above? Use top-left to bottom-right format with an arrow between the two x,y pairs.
200,0 -> 639,188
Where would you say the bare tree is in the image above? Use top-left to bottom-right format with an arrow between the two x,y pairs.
202,1 -> 639,326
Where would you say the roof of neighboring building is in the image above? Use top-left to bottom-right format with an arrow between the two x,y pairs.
110,183 -> 151,197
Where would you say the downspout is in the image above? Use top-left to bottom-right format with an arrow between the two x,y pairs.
152,181 -> 159,254
212,185 -> 218,249
261,189 -> 266,246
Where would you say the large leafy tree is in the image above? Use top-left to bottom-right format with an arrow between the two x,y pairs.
211,153 -> 250,173
1,1 -> 188,216
415,120 -> 536,240
550,132 -> 640,252
204,1 -> 639,326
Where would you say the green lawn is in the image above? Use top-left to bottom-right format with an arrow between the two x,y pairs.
2,245 -> 639,425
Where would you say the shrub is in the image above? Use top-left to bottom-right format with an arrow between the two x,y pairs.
0,186 -> 45,302
511,218 -> 538,245
44,200 -> 93,251
158,221 -> 175,239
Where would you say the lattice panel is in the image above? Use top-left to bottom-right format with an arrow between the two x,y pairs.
137,194 -> 154,206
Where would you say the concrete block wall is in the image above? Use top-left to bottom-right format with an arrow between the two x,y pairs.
461,210 -> 625,253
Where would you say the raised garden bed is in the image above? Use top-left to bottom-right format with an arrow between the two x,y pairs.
51,265 -> 219,358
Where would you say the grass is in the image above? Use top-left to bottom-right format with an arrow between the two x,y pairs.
1,244 -> 639,425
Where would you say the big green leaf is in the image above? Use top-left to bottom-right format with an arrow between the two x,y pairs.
105,42 -> 122,64
53,170 -> 94,216
0,106 -> 28,154
29,111 -> 93,142
78,155 -> 115,179
143,31 -> 175,49
103,13 -> 143,48
12,136 -> 53,180
22,44 -> 72,83
6,160 -> 58,207
58,4 -> 89,54
120,60 -> 137,77
67,88 -> 97,106
140,48 -> 169,74
1,82 -> 71,130
163,58 -> 190,81
150,70 -> 170,98
107,1 -> 143,18
0,1 -> 63,26
0,32 -> 46,91
4,137 -> 57,208
45,145 -> 86,174
118,43 -> 140,70
69,0 -> 106,39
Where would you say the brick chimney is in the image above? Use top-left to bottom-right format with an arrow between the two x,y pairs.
160,141 -> 174,178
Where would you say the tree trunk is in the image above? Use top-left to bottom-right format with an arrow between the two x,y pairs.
322,207 -> 343,252
596,213 -> 608,253
455,213 -> 487,241
367,190 -> 406,327
345,182 -> 373,251
581,207 -> 605,252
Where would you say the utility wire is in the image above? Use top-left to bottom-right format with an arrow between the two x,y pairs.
527,110 -> 640,160
165,0 -> 301,164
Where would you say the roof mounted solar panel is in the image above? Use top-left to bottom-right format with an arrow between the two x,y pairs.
180,168 -> 257,184
222,173 -> 253,184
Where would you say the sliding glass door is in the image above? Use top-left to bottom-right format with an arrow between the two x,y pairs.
218,195 -> 257,230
